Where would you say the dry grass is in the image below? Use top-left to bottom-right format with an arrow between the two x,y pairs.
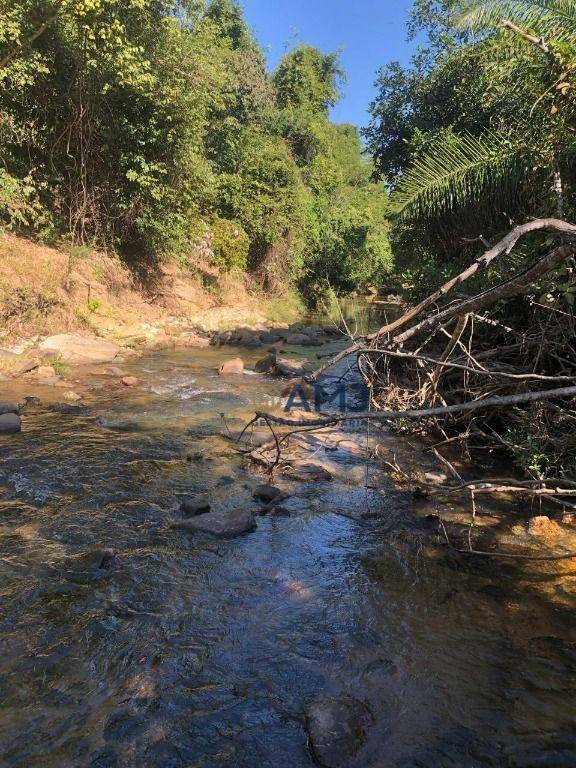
0,234 -> 281,345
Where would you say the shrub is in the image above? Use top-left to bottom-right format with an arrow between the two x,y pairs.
209,217 -> 250,272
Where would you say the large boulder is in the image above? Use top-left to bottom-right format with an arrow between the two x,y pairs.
302,326 -> 324,339
39,334 -> 120,364
259,331 -> 282,344
218,357 -> 244,375
171,509 -> 256,538
0,413 -> 22,434
306,697 -> 374,768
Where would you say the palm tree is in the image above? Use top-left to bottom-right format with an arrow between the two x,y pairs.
391,0 -> 576,221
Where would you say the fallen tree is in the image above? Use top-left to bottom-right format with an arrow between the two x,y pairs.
252,218 -> 576,533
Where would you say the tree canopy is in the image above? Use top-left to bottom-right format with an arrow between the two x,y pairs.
0,0 -> 391,305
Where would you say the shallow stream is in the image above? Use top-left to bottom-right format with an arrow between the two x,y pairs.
1,308 -> 576,767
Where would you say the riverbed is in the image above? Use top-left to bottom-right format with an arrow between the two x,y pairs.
1,321 -> 576,767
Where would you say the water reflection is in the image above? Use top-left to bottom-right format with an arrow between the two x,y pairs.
0,317 -> 575,767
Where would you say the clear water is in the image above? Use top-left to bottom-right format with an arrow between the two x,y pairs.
0,314 -> 575,767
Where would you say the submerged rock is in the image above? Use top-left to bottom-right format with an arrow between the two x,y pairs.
179,496 -> 211,516
288,458 -> 335,481
0,413 -> 21,434
62,548 -> 115,575
218,357 -> 244,376
62,390 -> 83,402
275,357 -> 315,378
252,484 -> 284,503
171,509 -> 256,538
306,696 -> 374,768
281,378 -> 315,401
52,403 -> 90,415
121,375 -> 141,387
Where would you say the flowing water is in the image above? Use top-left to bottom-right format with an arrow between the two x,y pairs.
1,308 -> 576,767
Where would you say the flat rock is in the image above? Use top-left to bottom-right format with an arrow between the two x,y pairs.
39,334 -> 120,364
285,333 -> 312,345
171,509 -> 256,538
0,413 -> 22,434
287,459 -> 335,481
12,356 -> 39,374
104,366 -> 127,377
218,357 -> 244,376
306,697 -> 374,768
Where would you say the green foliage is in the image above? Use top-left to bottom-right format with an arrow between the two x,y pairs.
391,130 -> 533,219
367,0 -> 576,284
50,354 -> 71,378
86,297 -> 102,313
273,45 -> 344,113
0,0 -> 390,302
457,0 -> 576,41
209,217 -> 249,272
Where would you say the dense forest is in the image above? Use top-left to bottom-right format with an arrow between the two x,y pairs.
367,0 -> 576,300
0,0 -> 391,304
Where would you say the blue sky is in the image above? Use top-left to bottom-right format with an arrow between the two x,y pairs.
241,0 -> 418,129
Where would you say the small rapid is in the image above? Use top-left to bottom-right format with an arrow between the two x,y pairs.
1,312 -> 576,767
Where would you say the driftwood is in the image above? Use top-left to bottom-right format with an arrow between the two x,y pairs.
251,218 -> 576,555
312,218 -> 576,379
255,385 -> 576,427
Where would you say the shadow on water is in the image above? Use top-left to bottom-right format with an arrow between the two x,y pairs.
0,306 -> 576,767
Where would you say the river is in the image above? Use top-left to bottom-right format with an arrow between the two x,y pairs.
0,306 -> 575,767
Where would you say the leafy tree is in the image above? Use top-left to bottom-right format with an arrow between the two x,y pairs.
273,45 -> 344,113
0,0 -> 390,303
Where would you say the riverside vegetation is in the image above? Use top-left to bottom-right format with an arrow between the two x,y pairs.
4,3 -> 576,766
0,0 -> 391,307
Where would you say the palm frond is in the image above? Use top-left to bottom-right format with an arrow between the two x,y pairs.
456,0 -> 576,42
390,131 -> 532,220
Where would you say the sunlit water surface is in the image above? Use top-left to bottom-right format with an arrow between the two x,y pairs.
0,305 -> 575,767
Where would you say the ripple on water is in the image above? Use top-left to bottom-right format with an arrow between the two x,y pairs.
0,342 -> 576,767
